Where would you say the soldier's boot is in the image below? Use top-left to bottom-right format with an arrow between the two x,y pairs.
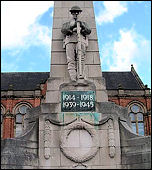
68,69 -> 77,82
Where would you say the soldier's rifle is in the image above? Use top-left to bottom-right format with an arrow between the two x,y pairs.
76,19 -> 83,79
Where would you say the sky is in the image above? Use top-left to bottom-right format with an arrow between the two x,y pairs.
1,1 -> 151,89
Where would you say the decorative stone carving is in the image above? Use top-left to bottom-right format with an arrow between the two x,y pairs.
107,119 -> 115,158
44,120 -> 52,159
60,121 -> 99,163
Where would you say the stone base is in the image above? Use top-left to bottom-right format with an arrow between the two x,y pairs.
1,102 -> 151,169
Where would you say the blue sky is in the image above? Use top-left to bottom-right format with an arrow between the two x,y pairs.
1,1 -> 151,88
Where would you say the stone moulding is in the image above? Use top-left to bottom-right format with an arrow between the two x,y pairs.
81,115 -> 113,126
45,117 -> 78,126
60,121 -> 99,163
44,120 -> 52,159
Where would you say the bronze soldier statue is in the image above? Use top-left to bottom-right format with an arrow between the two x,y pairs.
61,6 -> 91,82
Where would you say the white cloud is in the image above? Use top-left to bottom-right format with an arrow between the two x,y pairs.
96,1 -> 128,25
1,1 -> 54,49
101,28 -> 151,72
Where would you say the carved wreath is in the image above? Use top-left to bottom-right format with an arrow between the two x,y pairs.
60,121 -> 99,163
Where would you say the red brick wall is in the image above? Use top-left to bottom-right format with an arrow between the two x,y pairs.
109,96 -> 151,135
1,98 -> 41,112
109,97 -> 151,109
3,117 -> 14,139
1,98 -> 41,139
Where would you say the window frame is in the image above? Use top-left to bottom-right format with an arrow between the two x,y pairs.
128,101 -> 146,136
13,102 -> 32,137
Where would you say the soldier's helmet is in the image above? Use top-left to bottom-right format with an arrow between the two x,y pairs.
69,6 -> 82,13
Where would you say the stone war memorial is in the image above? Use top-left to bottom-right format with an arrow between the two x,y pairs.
1,1 -> 151,169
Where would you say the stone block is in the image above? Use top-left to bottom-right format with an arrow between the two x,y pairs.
51,65 -> 68,77
99,129 -> 108,147
62,1 -> 85,8
44,115 -> 61,131
51,40 -> 64,52
99,147 -> 117,166
114,130 -> 121,147
51,52 -> 67,65
122,153 -> 142,165
84,1 -> 93,8
60,151 -> 75,166
39,130 -> 44,149
98,120 -> 108,130
116,164 -> 123,169
53,18 -> 64,29
50,148 -> 61,166
39,148 -> 51,167
87,40 -> 99,51
115,147 -> 121,164
85,52 -> 100,65
45,90 -> 60,103
54,8 -> 69,18
47,78 -> 65,90
52,28 -> 64,40
129,162 -> 151,169
85,65 -> 102,78
91,165 -> 117,169
83,8 -> 94,18
96,90 -> 108,102
85,52 -> 94,65
84,17 -> 97,29
13,91 -> 24,96
91,77 -> 106,90
51,130 -> 60,147
54,1 -> 62,8
74,1 -> 85,7
142,151 -> 151,163
85,149 -> 100,166
41,103 -> 60,114
23,91 -> 35,96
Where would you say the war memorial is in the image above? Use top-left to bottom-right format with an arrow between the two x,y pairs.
1,1 -> 151,169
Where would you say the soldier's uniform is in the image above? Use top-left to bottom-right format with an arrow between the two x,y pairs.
61,8 -> 91,81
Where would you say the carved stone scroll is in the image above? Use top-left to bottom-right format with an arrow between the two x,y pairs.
108,119 -> 115,158
44,120 -> 52,159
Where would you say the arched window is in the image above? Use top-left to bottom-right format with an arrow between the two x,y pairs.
14,103 -> 32,137
128,103 -> 145,136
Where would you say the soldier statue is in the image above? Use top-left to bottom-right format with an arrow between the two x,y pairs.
61,6 -> 91,82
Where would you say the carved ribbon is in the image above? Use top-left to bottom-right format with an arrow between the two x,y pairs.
44,120 -> 52,159
107,119 -> 115,158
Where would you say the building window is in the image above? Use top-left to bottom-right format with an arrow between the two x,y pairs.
129,104 -> 145,136
15,104 -> 31,137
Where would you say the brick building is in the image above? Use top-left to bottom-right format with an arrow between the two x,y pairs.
1,65 -> 151,139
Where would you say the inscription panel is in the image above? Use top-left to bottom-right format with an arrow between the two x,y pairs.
61,91 -> 95,112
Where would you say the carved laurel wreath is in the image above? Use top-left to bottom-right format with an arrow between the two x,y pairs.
60,121 -> 99,163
